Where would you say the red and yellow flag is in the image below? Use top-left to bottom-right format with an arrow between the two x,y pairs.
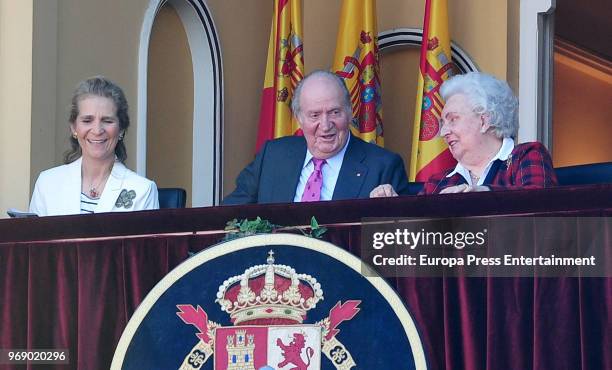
332,0 -> 383,146
255,0 -> 305,153
409,0 -> 457,181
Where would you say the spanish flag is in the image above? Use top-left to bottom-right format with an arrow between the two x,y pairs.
255,0 -> 305,153
332,0 -> 383,146
409,0 -> 457,181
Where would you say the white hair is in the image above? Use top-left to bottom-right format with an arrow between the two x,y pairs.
440,72 -> 519,139
291,70 -> 352,118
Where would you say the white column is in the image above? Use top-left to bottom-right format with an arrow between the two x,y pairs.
137,0 -> 223,206
518,0 -> 555,143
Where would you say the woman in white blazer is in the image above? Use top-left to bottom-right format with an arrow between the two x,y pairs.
29,76 -> 159,216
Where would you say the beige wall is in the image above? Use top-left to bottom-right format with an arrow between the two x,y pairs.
0,0 -> 33,213
146,4 -> 194,206
379,49 -> 421,165
448,0 -> 508,79
205,0 -> 271,197
506,0 -> 520,93
53,0 -> 150,170
31,0 -> 58,192
552,50 -> 612,166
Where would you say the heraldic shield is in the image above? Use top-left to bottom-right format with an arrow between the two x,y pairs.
111,234 -> 428,370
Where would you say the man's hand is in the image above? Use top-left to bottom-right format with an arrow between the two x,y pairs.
439,184 -> 490,194
370,184 -> 398,198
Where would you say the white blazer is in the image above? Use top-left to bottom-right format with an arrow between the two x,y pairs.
29,157 -> 159,216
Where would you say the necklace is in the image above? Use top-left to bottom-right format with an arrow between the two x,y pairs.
86,171 -> 111,199
89,184 -> 101,198
469,171 -> 480,184
88,178 -> 104,198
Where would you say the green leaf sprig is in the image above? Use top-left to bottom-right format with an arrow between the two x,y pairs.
223,216 -> 327,241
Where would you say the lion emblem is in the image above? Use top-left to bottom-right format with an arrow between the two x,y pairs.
276,333 -> 315,370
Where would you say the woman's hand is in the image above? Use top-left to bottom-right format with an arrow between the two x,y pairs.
370,184 -> 399,198
439,184 -> 490,194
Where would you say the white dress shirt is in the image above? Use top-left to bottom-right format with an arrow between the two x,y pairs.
446,138 -> 515,185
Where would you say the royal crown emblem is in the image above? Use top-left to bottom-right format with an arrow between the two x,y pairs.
216,251 -> 323,325
176,251 -> 360,370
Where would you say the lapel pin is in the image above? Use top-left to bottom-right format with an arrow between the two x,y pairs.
116,189 -> 136,209
356,172 -> 361,177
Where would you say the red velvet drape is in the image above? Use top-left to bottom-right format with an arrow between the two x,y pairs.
1,228 -> 609,370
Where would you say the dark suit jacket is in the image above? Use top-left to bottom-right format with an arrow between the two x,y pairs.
223,135 -> 410,204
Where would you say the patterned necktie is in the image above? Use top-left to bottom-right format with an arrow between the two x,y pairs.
301,158 -> 326,202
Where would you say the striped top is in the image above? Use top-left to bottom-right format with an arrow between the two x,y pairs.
80,192 -> 99,214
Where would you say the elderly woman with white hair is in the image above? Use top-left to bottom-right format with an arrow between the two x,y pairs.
421,71 -> 557,194
371,71 -> 557,197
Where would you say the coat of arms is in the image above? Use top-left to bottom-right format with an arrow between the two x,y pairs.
111,234 -> 427,370
176,251 -> 360,370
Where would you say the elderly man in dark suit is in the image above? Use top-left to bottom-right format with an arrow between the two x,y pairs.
222,70 -> 409,205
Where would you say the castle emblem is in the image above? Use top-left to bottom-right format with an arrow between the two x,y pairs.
225,330 -> 255,370
176,251 -> 361,370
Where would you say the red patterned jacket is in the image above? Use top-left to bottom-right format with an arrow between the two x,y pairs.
421,142 -> 558,194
